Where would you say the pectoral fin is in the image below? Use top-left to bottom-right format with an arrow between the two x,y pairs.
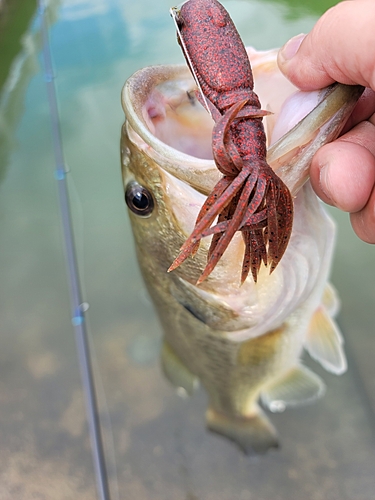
261,365 -> 326,413
304,306 -> 347,375
170,277 -> 253,331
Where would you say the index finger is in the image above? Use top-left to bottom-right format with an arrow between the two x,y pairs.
277,0 -> 375,91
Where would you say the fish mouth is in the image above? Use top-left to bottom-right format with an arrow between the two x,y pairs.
121,54 -> 363,278
122,54 -> 364,198
121,49 -> 291,196
122,64 -> 220,196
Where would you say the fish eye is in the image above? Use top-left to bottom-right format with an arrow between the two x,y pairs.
125,182 -> 154,217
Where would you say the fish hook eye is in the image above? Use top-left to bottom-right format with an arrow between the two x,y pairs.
125,181 -> 155,217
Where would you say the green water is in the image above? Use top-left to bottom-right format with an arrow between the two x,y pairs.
0,0 -> 374,498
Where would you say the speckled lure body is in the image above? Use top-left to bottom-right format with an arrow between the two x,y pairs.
169,0 -> 293,283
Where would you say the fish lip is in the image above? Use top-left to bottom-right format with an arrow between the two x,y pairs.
122,64 -> 221,195
268,83 -> 365,195
121,65 -> 198,164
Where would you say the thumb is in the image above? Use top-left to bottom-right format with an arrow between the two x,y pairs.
277,0 -> 375,91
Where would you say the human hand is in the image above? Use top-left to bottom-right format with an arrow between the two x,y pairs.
277,0 -> 375,243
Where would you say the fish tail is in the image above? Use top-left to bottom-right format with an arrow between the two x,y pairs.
206,406 -> 279,455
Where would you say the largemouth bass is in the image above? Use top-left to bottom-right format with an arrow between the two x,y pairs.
121,49 -> 363,454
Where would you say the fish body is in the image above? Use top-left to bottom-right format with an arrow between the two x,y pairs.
121,52 -> 362,453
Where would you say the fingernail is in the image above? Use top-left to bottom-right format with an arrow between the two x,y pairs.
279,33 -> 306,65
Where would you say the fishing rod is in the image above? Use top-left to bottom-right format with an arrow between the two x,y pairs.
38,2 -> 111,499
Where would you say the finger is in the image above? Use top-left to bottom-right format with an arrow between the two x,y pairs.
277,0 -> 375,91
310,116 -> 375,213
350,186 -> 375,243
